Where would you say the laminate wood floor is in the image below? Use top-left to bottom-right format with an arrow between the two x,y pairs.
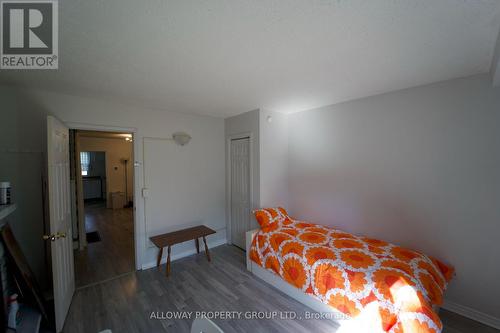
74,202 -> 135,288
64,245 -> 499,333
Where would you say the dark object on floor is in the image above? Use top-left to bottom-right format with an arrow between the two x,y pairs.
149,225 -> 216,277
86,231 -> 101,243
83,199 -> 106,206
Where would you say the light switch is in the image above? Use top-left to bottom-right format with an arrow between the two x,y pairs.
142,188 -> 150,198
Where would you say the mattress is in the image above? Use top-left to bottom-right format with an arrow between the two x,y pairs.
249,216 -> 454,333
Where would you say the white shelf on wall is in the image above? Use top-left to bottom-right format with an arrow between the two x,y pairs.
0,204 -> 17,221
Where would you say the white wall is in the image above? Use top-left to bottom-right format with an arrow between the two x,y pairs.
79,136 -> 133,203
225,109 -> 261,234
225,109 -> 260,208
224,108 -> 289,238
259,109 -> 289,208
0,87 -> 49,287
1,86 -> 226,272
287,74 -> 500,320
492,29 -> 500,87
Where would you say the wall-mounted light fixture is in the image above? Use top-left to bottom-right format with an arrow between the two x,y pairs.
172,132 -> 191,146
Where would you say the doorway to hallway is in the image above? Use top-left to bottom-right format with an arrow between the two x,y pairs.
70,130 -> 135,288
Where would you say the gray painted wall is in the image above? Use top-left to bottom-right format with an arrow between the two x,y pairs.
259,109 -> 289,208
0,87 -> 50,287
287,74 -> 500,319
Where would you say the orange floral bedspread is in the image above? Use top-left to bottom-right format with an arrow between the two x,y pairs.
249,214 -> 454,333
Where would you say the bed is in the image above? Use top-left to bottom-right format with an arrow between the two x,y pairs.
245,207 -> 454,333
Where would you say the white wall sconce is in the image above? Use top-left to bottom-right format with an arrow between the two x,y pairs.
172,132 -> 192,146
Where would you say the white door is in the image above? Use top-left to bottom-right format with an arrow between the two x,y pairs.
230,138 -> 251,249
47,116 -> 75,332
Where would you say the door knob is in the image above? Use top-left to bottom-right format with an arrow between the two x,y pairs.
43,234 -> 56,241
42,232 -> 66,241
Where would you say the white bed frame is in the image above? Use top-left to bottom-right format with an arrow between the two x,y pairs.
245,229 -> 349,327
245,228 -> 441,331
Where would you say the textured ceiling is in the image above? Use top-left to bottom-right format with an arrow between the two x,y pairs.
1,0 -> 500,117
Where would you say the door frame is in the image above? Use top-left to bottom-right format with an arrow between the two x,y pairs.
74,130 -> 86,250
225,132 -> 254,246
66,122 -> 141,270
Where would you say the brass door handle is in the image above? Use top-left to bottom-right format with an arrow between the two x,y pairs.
43,234 -> 56,241
43,232 -> 66,241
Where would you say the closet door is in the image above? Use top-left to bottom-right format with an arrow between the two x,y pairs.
230,138 -> 250,249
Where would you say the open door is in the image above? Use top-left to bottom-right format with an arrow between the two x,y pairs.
46,116 -> 75,331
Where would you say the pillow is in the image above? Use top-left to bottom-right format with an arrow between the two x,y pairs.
430,257 -> 455,283
253,207 -> 289,229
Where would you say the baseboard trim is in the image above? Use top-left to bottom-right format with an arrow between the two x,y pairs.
442,300 -> 500,330
141,238 -> 228,270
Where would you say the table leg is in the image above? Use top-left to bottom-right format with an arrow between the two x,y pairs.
156,247 -> 163,268
166,246 -> 171,277
195,238 -> 200,253
203,236 -> 211,262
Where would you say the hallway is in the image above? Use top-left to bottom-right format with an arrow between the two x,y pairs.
74,202 -> 135,288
